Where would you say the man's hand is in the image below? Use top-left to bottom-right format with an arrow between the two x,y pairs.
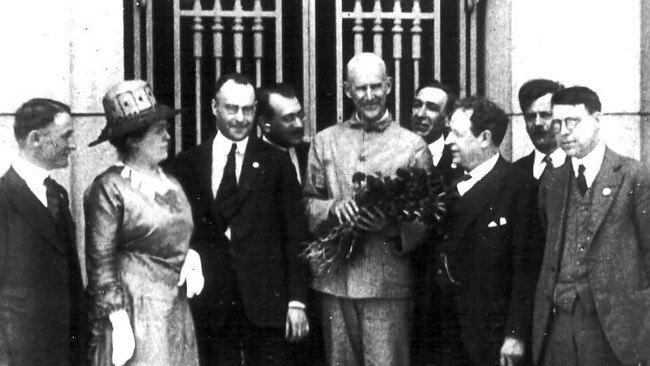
178,249 -> 204,298
355,206 -> 388,232
499,337 -> 524,366
285,307 -> 310,342
330,198 -> 359,224
109,310 -> 135,366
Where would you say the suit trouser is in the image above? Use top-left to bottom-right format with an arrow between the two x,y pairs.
196,283 -> 287,366
542,298 -> 621,366
321,293 -> 410,366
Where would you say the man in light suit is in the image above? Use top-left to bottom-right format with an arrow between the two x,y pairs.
0,98 -> 86,366
513,79 -> 566,180
304,52 -> 433,366
169,73 -> 311,366
437,96 -> 542,366
533,86 -> 650,365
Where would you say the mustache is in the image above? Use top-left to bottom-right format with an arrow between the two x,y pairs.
529,125 -> 551,137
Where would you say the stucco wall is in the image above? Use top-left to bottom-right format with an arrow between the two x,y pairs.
486,0 -> 645,162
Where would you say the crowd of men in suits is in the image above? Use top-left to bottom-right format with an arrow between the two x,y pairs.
2,50 -> 650,366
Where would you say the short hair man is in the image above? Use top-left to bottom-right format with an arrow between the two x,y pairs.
0,98 -> 86,365
257,83 -> 309,183
409,81 -> 464,185
514,79 -> 565,179
303,52 -> 433,365
170,73 -> 310,366
437,96 -> 542,366
533,86 -> 650,365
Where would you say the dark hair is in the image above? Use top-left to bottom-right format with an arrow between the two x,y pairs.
14,98 -> 71,142
518,79 -> 564,112
213,73 -> 254,99
551,86 -> 601,113
415,80 -> 457,117
108,124 -> 151,159
456,96 -> 509,147
256,83 -> 299,122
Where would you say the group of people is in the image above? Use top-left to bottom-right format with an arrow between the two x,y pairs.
1,50 -> 650,366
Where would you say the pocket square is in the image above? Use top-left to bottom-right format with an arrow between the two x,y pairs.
488,221 -> 498,228
499,217 -> 507,226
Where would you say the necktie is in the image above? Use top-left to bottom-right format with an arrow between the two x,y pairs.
577,164 -> 588,196
44,177 -> 62,221
452,174 -> 472,197
215,143 -> 239,224
540,154 -> 552,178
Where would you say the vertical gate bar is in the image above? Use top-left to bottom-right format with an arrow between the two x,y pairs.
458,0 -> 467,97
302,0 -> 312,136
193,0 -> 204,144
213,1 -> 223,83
233,0 -> 244,73
434,0 -> 441,81
412,0 -> 422,90
372,0 -> 383,57
133,0 -> 142,79
353,0 -> 363,55
253,0 -> 264,87
173,0 -> 182,154
393,0 -> 403,123
308,0 -> 317,133
469,1 -> 478,95
336,0 -> 343,123
276,0 -> 283,82
145,0 -> 154,87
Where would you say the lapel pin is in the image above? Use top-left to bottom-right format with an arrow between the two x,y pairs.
602,187 -> 611,196
252,162 -> 259,168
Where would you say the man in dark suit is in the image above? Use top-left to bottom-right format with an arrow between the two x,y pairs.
533,86 -> 650,365
437,96 -> 542,366
513,79 -> 565,179
408,81 -> 465,366
257,82 -> 309,182
169,73 -> 311,366
409,80 -> 464,186
257,82 -> 326,366
0,98 -> 86,366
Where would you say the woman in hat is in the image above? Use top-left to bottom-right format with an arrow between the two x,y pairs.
84,80 -> 203,366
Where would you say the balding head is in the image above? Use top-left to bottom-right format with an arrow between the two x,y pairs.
346,52 -> 388,83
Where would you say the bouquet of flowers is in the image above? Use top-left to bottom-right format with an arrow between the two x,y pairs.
303,166 -> 448,276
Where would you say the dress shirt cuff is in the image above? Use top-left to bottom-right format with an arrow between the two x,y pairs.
288,301 -> 306,310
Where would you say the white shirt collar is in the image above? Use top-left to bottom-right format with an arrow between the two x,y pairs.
262,135 -> 290,152
457,153 -> 500,196
571,142 -> 606,188
532,148 -> 566,179
213,132 -> 249,157
427,136 -> 446,166
11,155 -> 50,207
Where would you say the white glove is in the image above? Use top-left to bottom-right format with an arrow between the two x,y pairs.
109,309 -> 135,366
178,249 -> 204,298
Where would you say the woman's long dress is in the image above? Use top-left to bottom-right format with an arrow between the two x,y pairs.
84,165 -> 198,366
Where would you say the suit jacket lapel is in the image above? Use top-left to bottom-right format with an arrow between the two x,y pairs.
237,137 -> 263,204
198,140 -> 223,223
3,168 -> 66,254
544,159 -> 572,270
450,156 -> 508,239
585,148 -> 623,247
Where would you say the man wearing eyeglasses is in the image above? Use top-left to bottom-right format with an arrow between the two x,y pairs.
170,73 -> 311,366
514,79 -> 566,180
533,86 -> 650,366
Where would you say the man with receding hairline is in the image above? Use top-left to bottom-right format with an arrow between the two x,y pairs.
0,98 -> 86,366
304,52 -> 433,365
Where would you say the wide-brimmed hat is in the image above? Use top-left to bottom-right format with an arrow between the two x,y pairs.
89,80 -> 179,147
